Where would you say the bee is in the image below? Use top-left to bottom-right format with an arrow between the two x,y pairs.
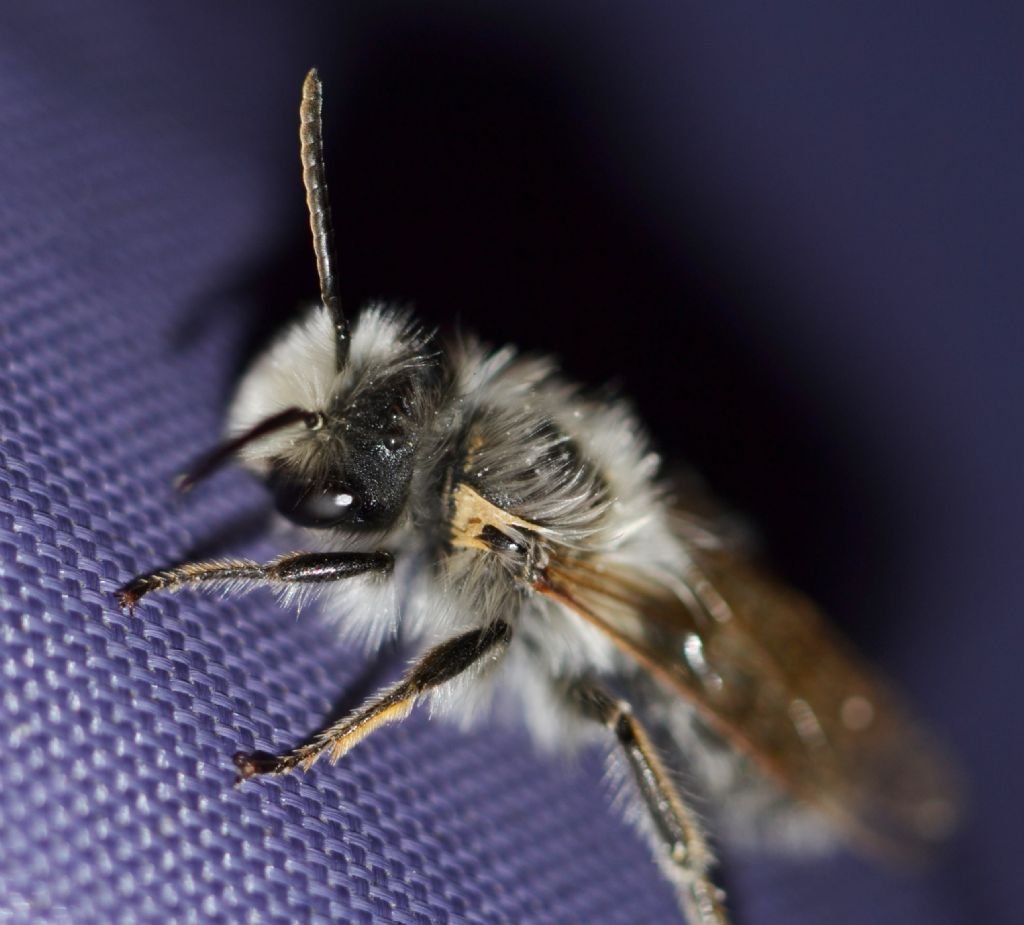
117,70 -> 958,925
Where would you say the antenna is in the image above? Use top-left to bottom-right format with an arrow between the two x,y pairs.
175,407 -> 323,493
300,68 -> 349,368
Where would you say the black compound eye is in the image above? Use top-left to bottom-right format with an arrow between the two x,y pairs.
269,471 -> 361,528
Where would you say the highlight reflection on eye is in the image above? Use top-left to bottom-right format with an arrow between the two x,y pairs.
268,470 -> 361,528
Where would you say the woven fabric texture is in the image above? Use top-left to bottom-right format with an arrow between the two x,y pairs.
0,5 -> 1010,925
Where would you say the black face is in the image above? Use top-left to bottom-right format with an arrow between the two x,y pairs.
268,369 -> 431,531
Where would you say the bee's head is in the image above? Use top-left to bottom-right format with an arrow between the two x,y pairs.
183,305 -> 445,533
176,72 -> 445,533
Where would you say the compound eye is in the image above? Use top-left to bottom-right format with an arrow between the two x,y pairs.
269,471 -> 360,528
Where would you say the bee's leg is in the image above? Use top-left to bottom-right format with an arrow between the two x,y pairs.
234,620 -> 512,781
571,679 -> 731,925
115,551 -> 392,613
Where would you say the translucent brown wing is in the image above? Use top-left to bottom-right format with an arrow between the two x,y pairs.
536,542 -> 959,858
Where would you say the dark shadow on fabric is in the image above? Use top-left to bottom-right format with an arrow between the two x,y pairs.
182,508 -> 278,561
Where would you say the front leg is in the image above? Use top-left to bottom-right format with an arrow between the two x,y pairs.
234,620 -> 512,781
115,550 -> 393,613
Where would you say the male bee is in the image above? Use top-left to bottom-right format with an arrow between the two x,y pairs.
117,70 -> 958,925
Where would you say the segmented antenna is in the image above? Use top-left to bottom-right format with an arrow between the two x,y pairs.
300,68 -> 349,369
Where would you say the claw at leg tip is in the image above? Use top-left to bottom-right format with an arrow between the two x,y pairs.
232,751 -> 257,783
114,588 -> 138,614
233,750 -> 279,783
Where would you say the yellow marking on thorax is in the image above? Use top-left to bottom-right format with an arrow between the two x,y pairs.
449,482 -> 541,552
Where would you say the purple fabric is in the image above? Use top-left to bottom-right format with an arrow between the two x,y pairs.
0,5 -> 1016,924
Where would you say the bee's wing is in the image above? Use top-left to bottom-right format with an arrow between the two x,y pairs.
537,546 -> 959,859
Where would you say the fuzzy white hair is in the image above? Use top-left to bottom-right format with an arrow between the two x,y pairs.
227,302 -> 834,854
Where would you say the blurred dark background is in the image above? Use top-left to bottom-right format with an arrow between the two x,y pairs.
0,3 -> 1019,924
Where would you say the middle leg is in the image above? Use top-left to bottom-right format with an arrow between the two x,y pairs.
234,619 -> 513,780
